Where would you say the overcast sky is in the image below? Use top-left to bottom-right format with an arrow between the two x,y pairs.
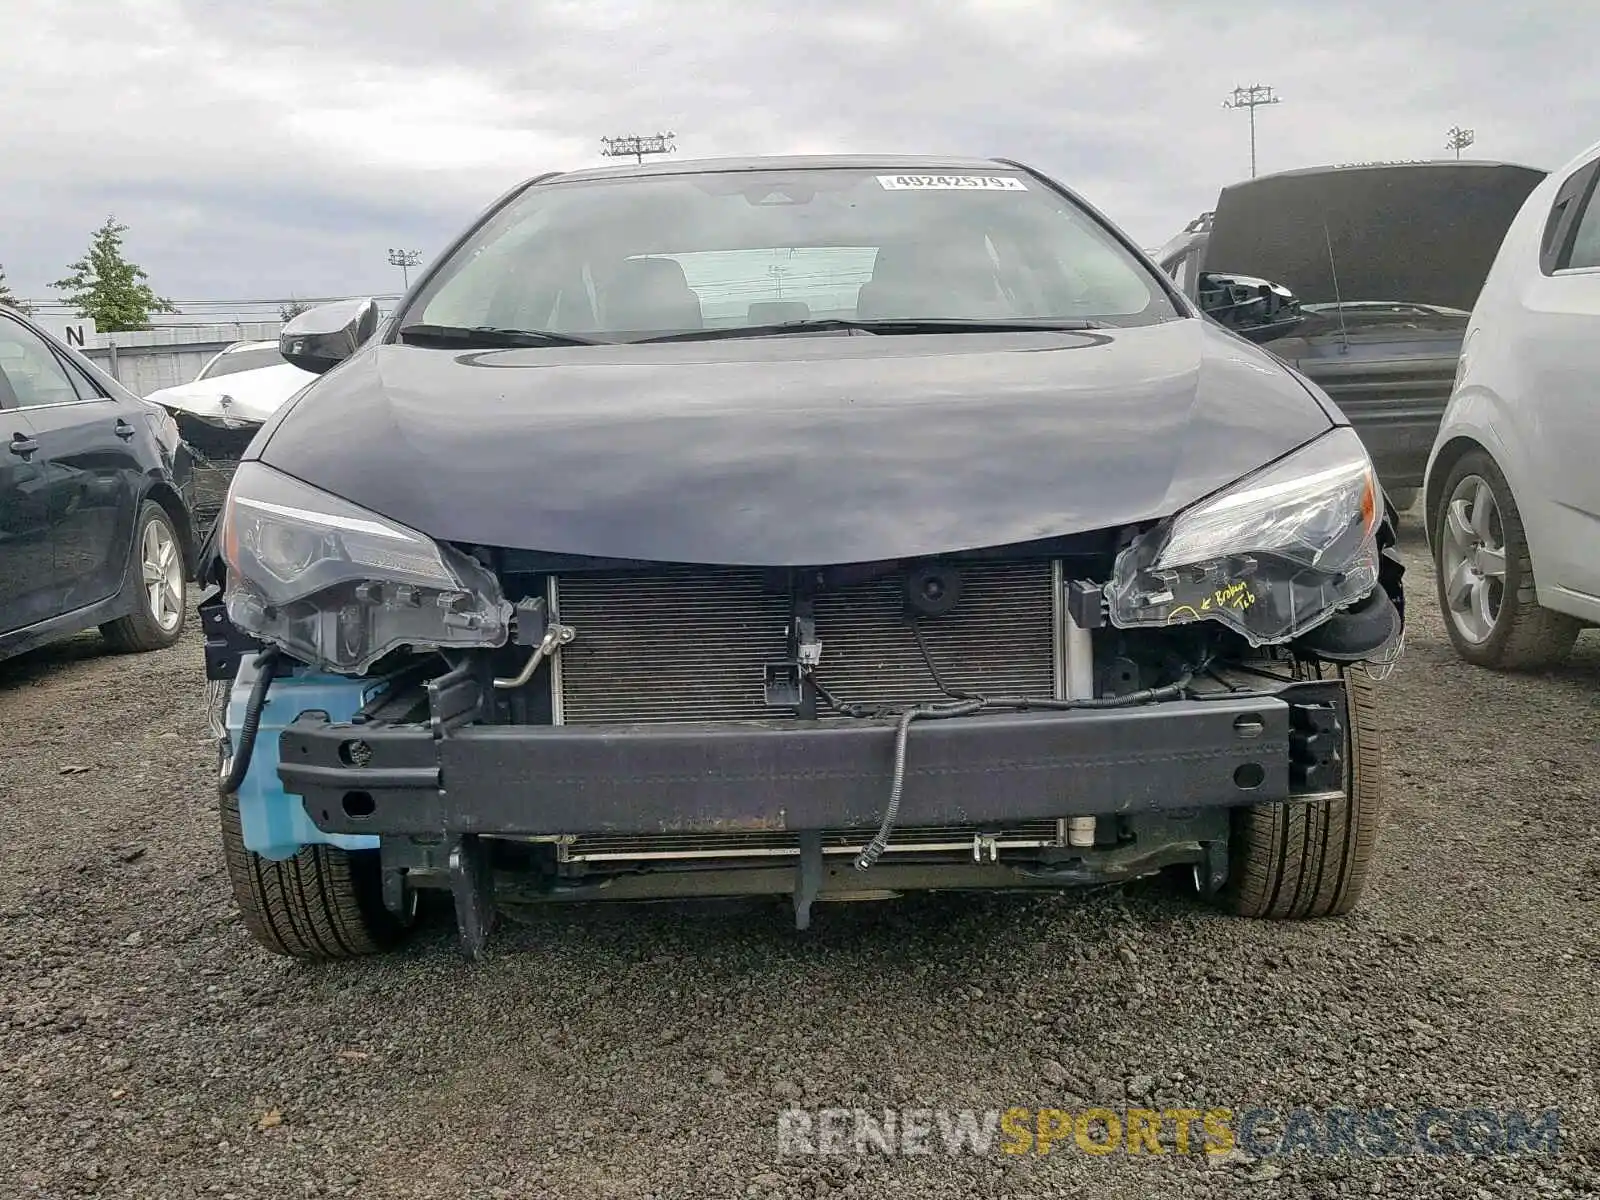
2,0 -> 1595,308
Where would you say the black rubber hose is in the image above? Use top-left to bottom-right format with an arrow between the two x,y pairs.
846,619 -> 1198,872
854,698 -> 984,872
218,648 -> 279,796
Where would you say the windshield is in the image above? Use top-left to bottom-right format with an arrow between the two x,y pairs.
197,345 -> 286,380
405,167 -> 1180,340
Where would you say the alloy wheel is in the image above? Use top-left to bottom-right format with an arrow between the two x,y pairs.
1440,474 -> 1507,644
141,517 -> 184,633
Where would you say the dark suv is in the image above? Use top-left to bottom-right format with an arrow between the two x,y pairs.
1155,160 -> 1546,513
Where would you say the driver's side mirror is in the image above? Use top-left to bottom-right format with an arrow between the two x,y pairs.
280,298 -> 381,375
1196,272 -> 1306,344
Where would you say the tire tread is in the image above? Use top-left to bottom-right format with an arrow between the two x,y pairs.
219,788 -> 402,959
1224,663 -> 1382,919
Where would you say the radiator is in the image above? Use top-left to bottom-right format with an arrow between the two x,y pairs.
550,559 -> 1060,725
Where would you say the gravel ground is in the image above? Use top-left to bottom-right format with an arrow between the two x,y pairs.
2,523 -> 1597,1200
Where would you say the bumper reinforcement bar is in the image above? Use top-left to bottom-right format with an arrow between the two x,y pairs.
278,689 -> 1346,839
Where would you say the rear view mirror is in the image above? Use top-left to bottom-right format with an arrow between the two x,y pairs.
280,298 -> 381,375
1197,272 -> 1306,344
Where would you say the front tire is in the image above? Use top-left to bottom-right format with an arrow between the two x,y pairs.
1220,661 -> 1382,919
219,787 -> 415,959
1432,450 -> 1579,671
101,500 -> 187,653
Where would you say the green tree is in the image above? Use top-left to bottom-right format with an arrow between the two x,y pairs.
279,297 -> 313,321
51,217 -> 178,331
0,263 -> 29,314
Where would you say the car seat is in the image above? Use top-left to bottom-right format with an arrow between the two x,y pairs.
601,258 -> 704,332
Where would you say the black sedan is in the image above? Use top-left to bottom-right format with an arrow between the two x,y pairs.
1,305 -> 197,664
195,155 -> 1406,961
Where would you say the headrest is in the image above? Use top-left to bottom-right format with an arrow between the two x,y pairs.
868,240 -> 999,287
856,240 -> 1009,319
602,257 -> 704,331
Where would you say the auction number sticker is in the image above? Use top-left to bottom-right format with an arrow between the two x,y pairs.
876,174 -> 1028,191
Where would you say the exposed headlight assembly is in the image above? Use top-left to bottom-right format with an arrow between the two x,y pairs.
221,461 -> 511,673
1107,426 -> 1380,646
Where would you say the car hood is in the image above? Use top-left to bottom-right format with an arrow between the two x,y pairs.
147,363 -> 316,425
257,320 -> 1335,566
1202,161 -> 1547,312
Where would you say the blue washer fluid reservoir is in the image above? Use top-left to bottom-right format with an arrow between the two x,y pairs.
226,656 -> 384,860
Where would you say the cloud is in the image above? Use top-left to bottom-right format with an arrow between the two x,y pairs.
1,0 -> 1595,302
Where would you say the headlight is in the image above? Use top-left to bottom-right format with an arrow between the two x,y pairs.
1107,426 -> 1380,646
221,461 -> 510,673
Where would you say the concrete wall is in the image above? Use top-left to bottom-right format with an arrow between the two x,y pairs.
78,322 -> 284,396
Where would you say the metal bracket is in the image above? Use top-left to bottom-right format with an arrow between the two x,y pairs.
493,618 -> 576,690
793,831 -> 823,930
972,833 -> 999,863
767,605 -> 823,713
447,834 -> 496,960
426,660 -> 483,739
381,866 -> 409,916
793,613 -> 823,668
764,662 -> 803,708
1195,838 -> 1229,896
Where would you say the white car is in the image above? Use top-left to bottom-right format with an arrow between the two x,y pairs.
146,340 -> 316,451
1423,134 -> 1600,669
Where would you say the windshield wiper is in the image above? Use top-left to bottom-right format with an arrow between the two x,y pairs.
633,317 -> 1107,343
397,323 -> 607,348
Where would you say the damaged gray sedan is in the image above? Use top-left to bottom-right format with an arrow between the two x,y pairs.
196,155 -> 1405,959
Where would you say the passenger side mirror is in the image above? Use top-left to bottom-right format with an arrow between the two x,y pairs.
279,298 -> 381,375
1196,272 -> 1306,344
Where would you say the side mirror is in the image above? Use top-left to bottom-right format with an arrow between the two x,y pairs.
1196,272 -> 1306,344
279,298 -> 381,375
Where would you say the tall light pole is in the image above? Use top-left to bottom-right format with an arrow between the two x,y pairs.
388,248 -> 422,288
1222,84 -> 1282,178
600,132 -> 677,164
1446,126 -> 1476,159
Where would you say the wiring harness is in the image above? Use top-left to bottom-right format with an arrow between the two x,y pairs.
814,622 -> 1196,872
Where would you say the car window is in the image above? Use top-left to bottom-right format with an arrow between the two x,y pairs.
0,318 -> 85,409
410,167 -> 1181,338
1564,179 -> 1600,271
197,345 -> 286,380
644,247 -> 879,324
62,357 -> 106,401
1541,158 -> 1599,274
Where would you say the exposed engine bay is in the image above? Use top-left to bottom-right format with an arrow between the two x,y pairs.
204,513 -> 1404,947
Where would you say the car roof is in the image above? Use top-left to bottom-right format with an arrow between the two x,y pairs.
222,340 -> 280,353
1239,157 -> 1548,184
537,154 -> 1026,186
1549,135 -> 1600,179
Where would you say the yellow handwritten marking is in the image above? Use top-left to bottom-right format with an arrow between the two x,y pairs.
1167,585 -> 1258,624
1211,581 -> 1257,610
